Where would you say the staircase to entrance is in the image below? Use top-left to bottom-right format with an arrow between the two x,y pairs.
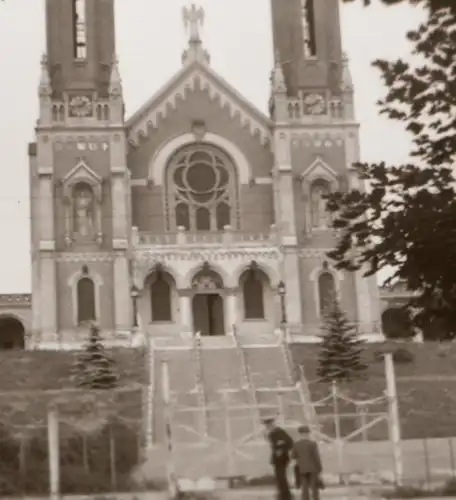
144,332 -> 319,479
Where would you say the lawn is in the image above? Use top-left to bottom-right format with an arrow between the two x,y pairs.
0,342 -> 455,440
291,341 -> 456,440
0,342 -> 454,491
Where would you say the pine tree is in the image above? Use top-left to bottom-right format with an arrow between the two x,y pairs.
317,301 -> 367,384
73,323 -> 119,389
326,7 -> 456,339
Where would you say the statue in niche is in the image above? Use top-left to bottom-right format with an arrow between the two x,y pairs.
311,182 -> 331,229
73,184 -> 94,238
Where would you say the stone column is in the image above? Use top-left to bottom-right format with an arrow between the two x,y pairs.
354,269 -> 378,336
179,291 -> 193,334
38,167 -> 55,245
111,169 -> 129,246
282,248 -> 303,327
273,131 -> 297,242
113,253 -> 131,335
224,289 -> 238,335
39,253 -> 57,343
110,134 -> 131,339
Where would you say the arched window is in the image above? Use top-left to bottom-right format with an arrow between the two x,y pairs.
165,145 -> 238,231
310,179 -> 331,229
243,271 -> 265,320
150,273 -> 172,322
77,277 -> 96,324
318,272 -> 336,316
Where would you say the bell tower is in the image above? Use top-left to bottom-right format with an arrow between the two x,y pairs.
269,0 -> 381,338
45,0 -> 115,96
270,0 -> 343,96
30,0 -> 132,348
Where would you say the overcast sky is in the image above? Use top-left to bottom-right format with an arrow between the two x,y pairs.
0,0 -> 425,293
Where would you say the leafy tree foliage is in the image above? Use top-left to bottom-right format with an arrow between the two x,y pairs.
326,7 -> 456,338
342,0 -> 456,16
73,323 -> 119,389
317,300 -> 367,383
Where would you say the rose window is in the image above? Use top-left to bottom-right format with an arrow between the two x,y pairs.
166,145 -> 238,231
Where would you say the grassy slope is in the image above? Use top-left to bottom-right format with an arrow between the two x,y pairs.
291,341 -> 456,439
0,342 -> 454,439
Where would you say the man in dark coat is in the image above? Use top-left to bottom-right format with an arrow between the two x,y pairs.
263,418 -> 293,500
292,425 -> 323,500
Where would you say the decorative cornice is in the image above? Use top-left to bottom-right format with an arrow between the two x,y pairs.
299,248 -> 331,258
290,132 -> 345,148
134,248 -> 281,262
127,65 -> 272,148
55,252 -> 115,263
38,132 -> 115,142
0,294 -> 32,307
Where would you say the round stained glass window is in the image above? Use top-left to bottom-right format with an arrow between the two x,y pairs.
186,163 -> 216,192
167,144 -> 238,231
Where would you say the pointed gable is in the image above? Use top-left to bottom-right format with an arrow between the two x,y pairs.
300,156 -> 338,185
61,160 -> 103,201
62,160 -> 102,185
126,61 -> 272,149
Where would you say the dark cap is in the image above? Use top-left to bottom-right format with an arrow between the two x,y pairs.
298,425 -> 310,433
262,417 -> 275,425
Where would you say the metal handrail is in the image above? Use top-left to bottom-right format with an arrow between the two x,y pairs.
232,325 -> 261,431
280,332 -> 321,435
192,332 -> 208,437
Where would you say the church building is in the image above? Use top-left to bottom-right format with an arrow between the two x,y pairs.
27,0 -> 382,348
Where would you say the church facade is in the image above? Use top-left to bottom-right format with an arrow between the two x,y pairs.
28,0 -> 382,348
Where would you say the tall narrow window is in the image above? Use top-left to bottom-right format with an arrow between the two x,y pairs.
150,273 -> 172,322
318,272 -> 336,316
77,277 -> 96,324
301,0 -> 316,57
243,272 -> 265,320
72,0 -> 87,59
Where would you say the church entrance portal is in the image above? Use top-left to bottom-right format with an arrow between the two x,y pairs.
192,293 -> 225,336
0,316 -> 25,350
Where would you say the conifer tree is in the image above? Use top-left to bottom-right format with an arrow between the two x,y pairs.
73,323 -> 119,389
317,300 -> 367,384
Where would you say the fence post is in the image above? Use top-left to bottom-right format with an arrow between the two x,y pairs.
331,381 -> 344,484
449,438 -> 456,479
19,436 -> 27,493
47,403 -> 60,500
145,337 -> 155,451
222,390 -> 235,478
384,353 -> 403,485
423,438 -> 431,488
109,425 -> 117,491
277,382 -> 286,427
162,360 -> 179,497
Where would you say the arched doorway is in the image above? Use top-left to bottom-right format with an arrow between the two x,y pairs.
191,266 -> 225,336
0,316 -> 25,350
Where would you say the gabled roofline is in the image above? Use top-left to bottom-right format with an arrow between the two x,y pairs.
126,60 -> 273,147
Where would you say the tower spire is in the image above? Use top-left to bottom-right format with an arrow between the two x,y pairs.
181,4 -> 210,65
109,55 -> 123,97
271,50 -> 287,94
341,52 -> 353,91
38,53 -> 52,96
